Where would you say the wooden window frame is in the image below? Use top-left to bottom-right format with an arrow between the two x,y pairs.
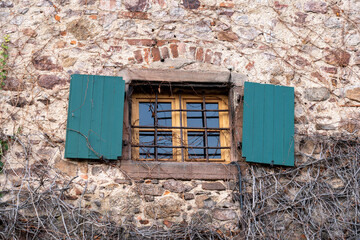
117,69 -> 245,180
131,92 -> 231,163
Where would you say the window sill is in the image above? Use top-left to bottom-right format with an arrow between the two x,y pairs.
118,160 -> 244,180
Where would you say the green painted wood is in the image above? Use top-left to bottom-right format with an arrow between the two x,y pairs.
242,82 -> 294,166
65,74 -> 125,160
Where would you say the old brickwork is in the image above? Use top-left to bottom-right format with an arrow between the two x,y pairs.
0,0 -> 359,239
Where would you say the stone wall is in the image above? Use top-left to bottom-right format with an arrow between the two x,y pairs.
0,0 -> 360,238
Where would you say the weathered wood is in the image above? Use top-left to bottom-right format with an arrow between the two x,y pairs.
125,68 -> 231,83
119,160 -> 246,180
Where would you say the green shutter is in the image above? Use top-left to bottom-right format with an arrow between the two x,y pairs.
242,82 -> 294,166
65,74 -> 125,160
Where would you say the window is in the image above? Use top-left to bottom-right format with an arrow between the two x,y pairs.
130,82 -> 231,163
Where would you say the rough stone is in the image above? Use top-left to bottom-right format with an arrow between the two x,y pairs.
191,211 -> 212,223
0,1 -> 14,7
304,1 -> 327,14
145,196 -> 182,219
217,31 -> 238,42
345,87 -> 360,102
324,49 -> 350,67
114,179 -> 132,185
163,179 -> 194,193
79,0 -> 96,4
212,208 -> 237,221
202,182 -> 226,191
305,87 -> 330,102
236,27 -> 260,40
22,28 -> 37,37
7,96 -> 32,108
2,77 -> 24,91
109,190 -> 141,216
144,195 -> 154,202
183,0 -> 200,9
195,195 -> 215,208
124,0 -> 149,12
181,193 -> 194,200
32,56 -> 62,71
54,160 -> 78,177
67,18 -> 91,40
62,57 -> 78,68
38,75 -> 65,89
138,184 -> 164,196
324,17 -> 342,29
295,12 -> 308,24
315,124 -> 336,131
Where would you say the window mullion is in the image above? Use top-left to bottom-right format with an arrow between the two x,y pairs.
202,95 -> 209,162
179,94 -> 185,162
154,92 -> 158,160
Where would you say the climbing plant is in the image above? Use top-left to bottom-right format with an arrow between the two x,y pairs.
0,35 -> 10,89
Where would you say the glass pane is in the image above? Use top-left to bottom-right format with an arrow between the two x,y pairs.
187,132 -> 205,159
186,103 -> 203,128
208,132 -> 221,159
139,131 -> 154,159
206,103 -> 219,128
139,102 -> 154,127
139,131 -> 172,159
157,102 -> 172,127
139,102 -> 172,127
157,132 -> 173,159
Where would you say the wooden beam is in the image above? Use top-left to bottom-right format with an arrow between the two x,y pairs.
126,68 -> 231,83
119,160 -> 246,180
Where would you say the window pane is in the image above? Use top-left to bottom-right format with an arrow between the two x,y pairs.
157,132 -> 173,159
186,103 -> 203,128
139,131 -> 154,159
139,102 -> 172,127
139,102 -> 155,127
208,132 -> 221,159
187,132 -> 205,159
157,103 -> 172,127
139,131 -> 172,159
206,103 -> 219,128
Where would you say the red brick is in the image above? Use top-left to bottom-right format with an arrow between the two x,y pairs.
161,47 -> 170,59
170,44 -> 179,58
134,50 -> 143,63
156,39 -> 180,47
153,0 -> 166,8
213,52 -> 222,65
151,47 -> 161,62
196,48 -> 204,61
219,2 -> 234,8
126,39 -> 155,46
204,49 -> 213,63
178,42 -> 186,56
274,1 -> 288,9
119,11 -> 149,20
144,48 -> 150,64
189,47 -> 196,59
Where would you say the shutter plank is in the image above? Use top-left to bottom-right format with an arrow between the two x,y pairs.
88,76 -> 105,159
77,75 -> 94,158
242,82 -> 255,159
273,86 -> 285,165
253,84 -> 265,164
263,84 -> 274,165
65,75 -> 84,158
283,87 -> 295,166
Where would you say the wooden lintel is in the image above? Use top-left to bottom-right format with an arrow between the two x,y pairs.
126,69 -> 231,84
119,160 -> 245,180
